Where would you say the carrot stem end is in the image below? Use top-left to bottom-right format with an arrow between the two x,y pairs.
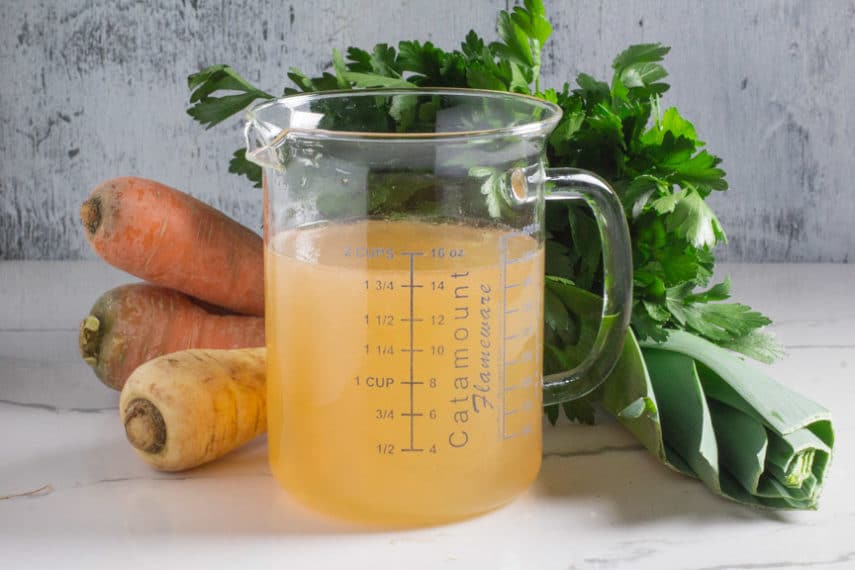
78,315 -> 101,366
80,197 -> 102,234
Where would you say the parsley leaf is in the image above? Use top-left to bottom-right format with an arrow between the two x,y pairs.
721,330 -> 786,364
187,65 -> 273,128
563,398 -> 598,425
612,43 -> 672,71
666,189 -> 727,248
228,149 -> 262,189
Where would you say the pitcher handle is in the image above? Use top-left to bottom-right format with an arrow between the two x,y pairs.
542,168 -> 633,405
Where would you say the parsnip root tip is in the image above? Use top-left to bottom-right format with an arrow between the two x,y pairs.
124,398 -> 167,454
80,196 -> 102,234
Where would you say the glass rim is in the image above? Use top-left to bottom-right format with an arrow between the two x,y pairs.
245,87 -> 563,142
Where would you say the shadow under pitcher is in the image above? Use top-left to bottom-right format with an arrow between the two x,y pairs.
245,88 -> 632,527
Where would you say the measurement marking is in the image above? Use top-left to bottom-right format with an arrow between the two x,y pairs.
400,348 -> 424,353
504,377 -> 533,390
500,232 -> 539,440
400,284 -> 424,289
400,412 -> 424,417
399,250 -> 423,452
505,401 -> 533,415
505,251 -> 538,264
500,234 -> 508,440
400,381 -> 424,386
408,251 -> 416,451
505,352 -> 533,366
502,425 -> 532,440
503,424 -> 533,439
505,327 -> 531,340
399,318 -> 424,323
401,448 -> 424,453
505,277 -> 533,289
504,327 -> 532,341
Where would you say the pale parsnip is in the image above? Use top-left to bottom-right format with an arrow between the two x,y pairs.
120,347 -> 266,471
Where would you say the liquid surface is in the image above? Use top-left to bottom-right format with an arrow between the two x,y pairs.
266,219 -> 544,525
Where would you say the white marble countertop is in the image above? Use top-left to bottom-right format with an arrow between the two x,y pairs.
1,261 -> 852,569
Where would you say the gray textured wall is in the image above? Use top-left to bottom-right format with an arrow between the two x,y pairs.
1,0 -> 853,261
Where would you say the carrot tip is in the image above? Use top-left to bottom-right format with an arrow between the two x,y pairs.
124,398 -> 167,454
80,196 -> 102,234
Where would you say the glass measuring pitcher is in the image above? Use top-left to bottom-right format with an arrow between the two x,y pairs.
245,88 -> 632,526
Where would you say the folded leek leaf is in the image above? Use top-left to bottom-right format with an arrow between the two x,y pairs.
641,349 -> 721,493
546,280 -> 834,509
639,330 -> 833,509
600,327 -> 664,463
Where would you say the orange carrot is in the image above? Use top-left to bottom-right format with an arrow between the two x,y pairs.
79,284 -> 265,390
80,177 -> 264,316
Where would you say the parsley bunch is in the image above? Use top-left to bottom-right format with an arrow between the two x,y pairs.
187,0 -> 781,402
